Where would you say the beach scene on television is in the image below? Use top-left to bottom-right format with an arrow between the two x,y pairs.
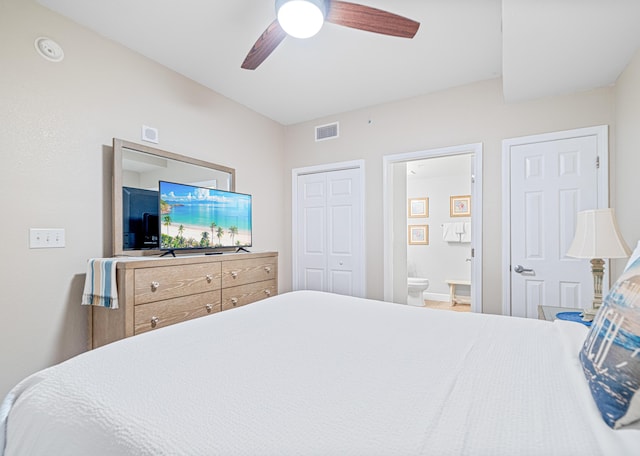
159,181 -> 252,249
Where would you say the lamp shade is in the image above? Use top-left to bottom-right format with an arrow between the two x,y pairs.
567,209 -> 631,259
276,0 -> 326,39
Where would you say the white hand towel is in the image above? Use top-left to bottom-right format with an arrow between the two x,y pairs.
442,223 -> 460,242
461,222 -> 472,243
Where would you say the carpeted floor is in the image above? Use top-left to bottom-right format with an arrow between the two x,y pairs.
422,299 -> 470,313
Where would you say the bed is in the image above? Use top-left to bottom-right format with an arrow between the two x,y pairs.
1,290 -> 639,455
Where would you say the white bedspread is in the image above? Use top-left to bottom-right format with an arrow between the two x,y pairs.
2,290 -> 639,455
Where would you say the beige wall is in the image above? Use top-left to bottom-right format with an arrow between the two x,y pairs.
0,1 -> 285,398
613,48 -> 640,277
282,79 -> 615,313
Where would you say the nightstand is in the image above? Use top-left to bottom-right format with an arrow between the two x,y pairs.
537,305 -> 591,326
538,305 -> 575,321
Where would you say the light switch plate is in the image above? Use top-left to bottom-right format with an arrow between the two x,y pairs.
29,228 -> 65,248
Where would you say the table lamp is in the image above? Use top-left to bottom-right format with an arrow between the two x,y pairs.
566,208 -> 631,321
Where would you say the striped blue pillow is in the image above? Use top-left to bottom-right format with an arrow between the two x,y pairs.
579,258 -> 640,429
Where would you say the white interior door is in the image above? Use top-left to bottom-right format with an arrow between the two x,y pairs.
294,165 -> 364,297
503,126 -> 608,317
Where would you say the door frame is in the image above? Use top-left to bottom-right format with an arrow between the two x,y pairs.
382,143 -> 483,313
501,125 -> 609,316
291,160 -> 366,295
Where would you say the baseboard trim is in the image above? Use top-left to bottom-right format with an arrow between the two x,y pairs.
424,292 -> 448,302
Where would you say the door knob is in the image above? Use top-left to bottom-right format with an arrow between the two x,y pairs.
514,265 -> 534,274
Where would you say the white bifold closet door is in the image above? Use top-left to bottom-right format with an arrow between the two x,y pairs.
296,168 -> 364,297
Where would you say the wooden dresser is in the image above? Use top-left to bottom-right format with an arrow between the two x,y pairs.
90,251 -> 278,348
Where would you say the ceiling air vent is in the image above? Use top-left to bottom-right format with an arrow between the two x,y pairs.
315,122 -> 339,142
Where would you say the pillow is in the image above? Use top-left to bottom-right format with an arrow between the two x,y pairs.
579,259 -> 640,429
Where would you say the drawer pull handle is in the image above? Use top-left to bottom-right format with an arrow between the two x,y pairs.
264,289 -> 271,296
151,281 -> 160,291
205,274 -> 213,283
264,266 -> 271,273
231,271 -> 238,279
150,316 -> 159,328
231,297 -> 238,306
206,304 -> 213,313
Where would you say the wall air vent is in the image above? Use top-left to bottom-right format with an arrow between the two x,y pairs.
315,122 -> 339,142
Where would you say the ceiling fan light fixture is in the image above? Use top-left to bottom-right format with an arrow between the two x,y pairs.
276,0 -> 326,39
243,1 -> 419,70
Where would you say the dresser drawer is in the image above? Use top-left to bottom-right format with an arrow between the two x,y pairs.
134,291 -> 221,334
222,257 -> 277,288
134,262 -> 222,305
222,279 -> 277,311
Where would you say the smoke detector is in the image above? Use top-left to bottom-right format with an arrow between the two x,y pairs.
34,37 -> 64,62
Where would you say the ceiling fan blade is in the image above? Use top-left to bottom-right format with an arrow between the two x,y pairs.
241,20 -> 287,70
326,1 -> 420,38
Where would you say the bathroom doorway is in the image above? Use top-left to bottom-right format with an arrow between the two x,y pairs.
382,144 -> 482,313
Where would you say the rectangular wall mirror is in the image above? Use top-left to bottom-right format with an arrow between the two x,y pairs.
113,138 -> 235,257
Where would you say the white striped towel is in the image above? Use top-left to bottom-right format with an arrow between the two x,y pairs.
81,258 -> 119,309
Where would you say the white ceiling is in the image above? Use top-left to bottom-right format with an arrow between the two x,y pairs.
36,0 -> 640,125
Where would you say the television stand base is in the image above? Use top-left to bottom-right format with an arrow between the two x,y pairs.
160,249 -> 176,257
236,247 -> 250,253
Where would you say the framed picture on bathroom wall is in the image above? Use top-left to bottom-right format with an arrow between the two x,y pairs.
408,197 -> 429,218
408,225 -> 429,245
450,195 -> 471,217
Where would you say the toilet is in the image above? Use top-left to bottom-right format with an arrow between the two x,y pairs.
407,277 -> 430,306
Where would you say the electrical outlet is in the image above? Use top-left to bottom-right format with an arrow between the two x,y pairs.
29,228 -> 65,249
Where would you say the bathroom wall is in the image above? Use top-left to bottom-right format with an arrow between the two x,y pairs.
407,155 -> 472,301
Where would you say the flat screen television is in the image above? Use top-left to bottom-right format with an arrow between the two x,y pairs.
158,180 -> 252,253
122,187 -> 160,250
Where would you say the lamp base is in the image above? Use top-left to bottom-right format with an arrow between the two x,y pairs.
590,258 -> 605,309
581,258 -> 605,323
581,308 -> 597,322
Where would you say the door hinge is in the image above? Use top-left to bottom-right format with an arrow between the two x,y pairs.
471,174 -> 476,184
471,248 -> 475,258
596,156 -> 600,169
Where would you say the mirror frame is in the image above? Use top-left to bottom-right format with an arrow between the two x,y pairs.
112,138 -> 236,257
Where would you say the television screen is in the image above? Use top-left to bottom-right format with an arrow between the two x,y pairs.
158,181 -> 252,251
122,187 -> 160,250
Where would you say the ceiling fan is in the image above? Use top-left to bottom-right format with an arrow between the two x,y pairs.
241,0 -> 420,70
